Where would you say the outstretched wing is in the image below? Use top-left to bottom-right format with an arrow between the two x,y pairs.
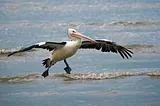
8,42 -> 66,57
80,39 -> 133,59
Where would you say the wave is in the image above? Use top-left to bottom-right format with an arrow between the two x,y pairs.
0,48 -> 37,56
9,90 -> 120,96
0,70 -> 159,83
123,44 -> 154,50
0,44 -> 158,56
109,21 -> 160,26
23,21 -> 160,27
1,21 -> 160,29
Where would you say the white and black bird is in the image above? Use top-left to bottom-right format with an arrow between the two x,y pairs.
8,29 -> 133,78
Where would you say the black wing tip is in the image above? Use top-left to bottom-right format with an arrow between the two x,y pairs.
122,51 -> 133,59
123,53 -> 133,59
120,46 -> 134,59
7,52 -> 16,57
127,49 -> 134,54
7,54 -> 12,57
118,48 -> 134,59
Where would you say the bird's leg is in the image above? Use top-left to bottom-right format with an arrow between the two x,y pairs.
41,58 -> 52,78
64,59 -> 72,74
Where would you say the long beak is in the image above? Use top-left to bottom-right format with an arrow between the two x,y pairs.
72,32 -> 97,43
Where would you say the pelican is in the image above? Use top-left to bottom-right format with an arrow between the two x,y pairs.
8,28 -> 133,78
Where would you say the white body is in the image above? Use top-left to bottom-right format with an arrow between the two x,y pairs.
51,39 -> 82,64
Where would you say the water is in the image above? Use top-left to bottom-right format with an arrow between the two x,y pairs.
0,0 -> 160,106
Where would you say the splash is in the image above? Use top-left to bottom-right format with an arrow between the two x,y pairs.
0,70 -> 159,84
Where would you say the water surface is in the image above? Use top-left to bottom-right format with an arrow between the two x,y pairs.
0,0 -> 160,106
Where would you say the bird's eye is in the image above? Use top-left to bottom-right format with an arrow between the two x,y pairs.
72,31 -> 75,33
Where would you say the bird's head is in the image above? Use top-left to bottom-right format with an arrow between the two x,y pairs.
67,28 -> 97,42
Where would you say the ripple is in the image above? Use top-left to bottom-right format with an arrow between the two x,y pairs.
8,90 -> 120,96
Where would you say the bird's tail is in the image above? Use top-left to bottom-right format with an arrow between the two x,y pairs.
42,58 -> 51,68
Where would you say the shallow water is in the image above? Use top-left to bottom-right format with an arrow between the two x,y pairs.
0,0 -> 160,106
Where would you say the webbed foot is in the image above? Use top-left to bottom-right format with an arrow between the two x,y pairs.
64,66 -> 72,74
42,68 -> 49,78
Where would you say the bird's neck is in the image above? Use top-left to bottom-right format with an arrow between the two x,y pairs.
73,39 -> 82,47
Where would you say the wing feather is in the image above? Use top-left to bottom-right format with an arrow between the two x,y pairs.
118,49 -> 125,59
80,39 -> 133,59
